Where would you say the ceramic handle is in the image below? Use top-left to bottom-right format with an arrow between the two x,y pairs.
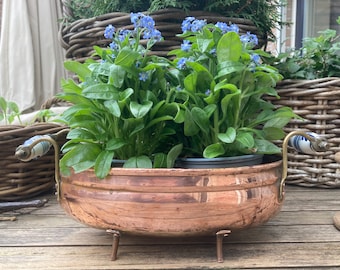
15,135 -> 54,161
279,131 -> 329,201
15,129 -> 68,201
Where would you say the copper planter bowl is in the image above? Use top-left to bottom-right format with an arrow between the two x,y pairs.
15,130 -> 327,261
60,156 -> 283,237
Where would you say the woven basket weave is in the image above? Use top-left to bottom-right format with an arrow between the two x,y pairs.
59,8 -> 266,62
268,77 -> 340,188
0,98 -> 68,201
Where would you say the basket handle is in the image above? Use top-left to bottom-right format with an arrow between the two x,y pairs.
279,131 -> 329,201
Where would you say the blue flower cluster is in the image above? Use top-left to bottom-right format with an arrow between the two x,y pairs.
180,40 -> 191,52
104,12 -> 163,46
177,57 -> 189,70
103,13 -> 166,83
177,17 -> 260,70
130,12 -> 162,41
181,17 -> 207,33
104,24 -> 115,39
215,22 -> 239,34
181,17 -> 240,35
240,32 -> 259,47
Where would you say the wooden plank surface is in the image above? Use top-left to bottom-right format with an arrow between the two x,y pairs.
0,185 -> 340,270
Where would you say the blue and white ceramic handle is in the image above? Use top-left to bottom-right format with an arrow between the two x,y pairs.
15,135 -> 53,161
15,129 -> 68,201
280,131 -> 329,201
288,132 -> 329,155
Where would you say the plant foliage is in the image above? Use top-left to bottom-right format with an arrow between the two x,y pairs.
0,97 -> 21,125
58,13 -> 183,178
166,17 -> 296,158
271,16 -> 340,79
58,13 -> 297,178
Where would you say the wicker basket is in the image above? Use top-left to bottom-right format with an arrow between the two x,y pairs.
268,77 -> 340,188
59,8 -> 267,62
0,99 -> 68,201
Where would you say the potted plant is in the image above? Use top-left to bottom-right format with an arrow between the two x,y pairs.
167,17 -> 296,168
265,16 -> 340,188
59,0 -> 284,61
58,13 -> 184,178
57,13 -> 296,178
51,13 -> 299,261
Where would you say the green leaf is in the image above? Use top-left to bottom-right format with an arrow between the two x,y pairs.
104,100 -> 121,117
217,61 -> 245,77
64,61 -> 91,81
123,118 -> 144,136
106,138 -> 126,151
220,89 -> 241,123
109,64 -> 126,88
216,32 -> 242,63
94,150 -> 115,179
236,132 -> 254,148
72,161 -> 96,174
119,88 -> 134,103
191,107 -> 210,134
197,28 -> 213,52
130,101 -> 153,118
263,127 -> 286,140
254,139 -> 281,154
214,81 -> 239,93
124,156 -> 153,168
67,129 -> 95,140
187,61 -> 211,74
59,160 -> 71,177
263,107 -> 298,128
264,116 -> 291,129
115,47 -> 140,67
166,143 -> 183,168
203,104 -> 217,118
203,143 -> 225,158
174,107 -> 185,123
61,104 -> 93,123
56,92 -> 91,106
145,115 -> 173,129
7,101 -> 20,114
218,127 -> 236,143
153,153 -> 167,168
185,63 -> 214,93
150,100 -> 166,119
60,143 -> 101,168
184,109 -> 200,136
183,73 -> 197,92
0,96 -> 7,112
83,84 -> 119,100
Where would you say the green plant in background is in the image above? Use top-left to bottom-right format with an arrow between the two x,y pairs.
166,17 -> 297,158
271,16 -> 340,79
201,0 -> 284,42
0,96 -> 58,125
65,0 -> 285,42
58,13 -> 183,178
64,0 -> 150,21
0,97 -> 21,125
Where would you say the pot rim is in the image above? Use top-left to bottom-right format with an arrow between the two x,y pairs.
75,157 -> 282,177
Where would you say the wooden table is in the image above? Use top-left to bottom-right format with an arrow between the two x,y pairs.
1,185 -> 340,269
